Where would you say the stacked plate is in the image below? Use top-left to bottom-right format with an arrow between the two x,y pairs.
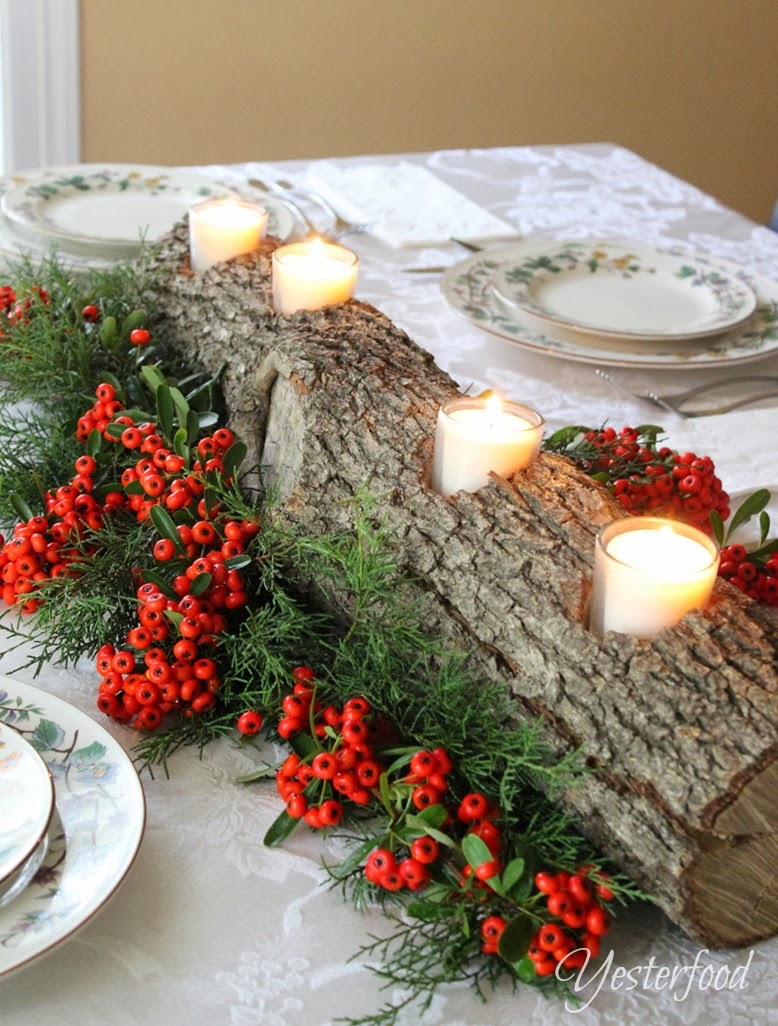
0,677 -> 145,976
0,163 -> 297,273
0,721 -> 54,909
442,239 -> 778,369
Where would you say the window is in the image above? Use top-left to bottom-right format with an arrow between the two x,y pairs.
0,0 -> 80,175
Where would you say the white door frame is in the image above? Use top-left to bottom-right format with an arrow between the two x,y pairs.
0,0 -> 80,174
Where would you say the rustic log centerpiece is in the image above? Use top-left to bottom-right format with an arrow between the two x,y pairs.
147,226 -> 778,950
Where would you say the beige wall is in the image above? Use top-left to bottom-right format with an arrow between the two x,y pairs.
80,1 -> 777,223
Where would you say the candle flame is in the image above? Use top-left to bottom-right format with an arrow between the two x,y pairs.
486,394 -> 502,417
309,237 -> 326,258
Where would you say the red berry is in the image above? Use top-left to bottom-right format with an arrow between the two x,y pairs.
237,710 -> 263,735
129,328 -> 151,346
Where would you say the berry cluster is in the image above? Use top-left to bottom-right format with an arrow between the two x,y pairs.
0,448 -> 114,614
581,427 -> 730,533
719,543 -> 778,607
0,377 -> 257,731
271,670 -> 403,828
95,514 -> 256,729
528,868 -> 614,974
0,282 -> 49,333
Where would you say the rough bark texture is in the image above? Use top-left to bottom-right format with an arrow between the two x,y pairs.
147,225 -> 778,949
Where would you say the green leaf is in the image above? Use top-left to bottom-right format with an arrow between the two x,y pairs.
498,913 -> 535,963
9,492 -> 34,522
102,421 -> 126,440
120,309 -> 147,336
288,732 -> 319,760
399,818 -> 455,848
123,479 -> 144,495
728,489 -> 772,537
223,440 -> 248,479
31,719 -> 65,751
149,504 -> 184,549
186,410 -> 200,445
759,510 -> 771,546
72,740 -> 107,764
501,856 -> 526,894
189,572 -> 213,596
197,410 -> 219,430
709,509 -> 725,546
141,364 -> 166,394
86,428 -> 103,457
126,375 -> 147,408
515,955 -> 537,983
156,384 -> 175,442
173,427 -> 190,459
169,386 -> 190,429
379,771 -> 393,815
223,553 -> 252,570
461,833 -> 493,869
263,808 -> 300,847
411,804 -> 448,829
99,315 -> 117,344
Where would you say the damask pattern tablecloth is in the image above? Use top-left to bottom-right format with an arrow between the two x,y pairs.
1,144 -> 777,1026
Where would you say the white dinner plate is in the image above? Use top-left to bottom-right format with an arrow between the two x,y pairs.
441,240 -> 778,369
0,165 -> 296,271
0,676 -> 145,976
490,240 -> 757,340
0,721 -> 54,895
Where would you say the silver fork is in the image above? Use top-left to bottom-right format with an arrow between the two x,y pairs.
260,177 -> 373,237
596,369 -> 778,417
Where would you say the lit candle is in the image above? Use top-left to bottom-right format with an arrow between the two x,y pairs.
272,238 -> 359,315
590,517 -> 719,638
430,394 -> 544,496
189,197 -> 268,272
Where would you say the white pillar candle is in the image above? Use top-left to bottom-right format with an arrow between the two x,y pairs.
189,198 -> 268,272
431,395 -> 544,496
590,517 -> 719,639
272,239 -> 359,315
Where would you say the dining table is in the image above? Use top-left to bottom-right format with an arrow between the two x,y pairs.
0,142 -> 777,1026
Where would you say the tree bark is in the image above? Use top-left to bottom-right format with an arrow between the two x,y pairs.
147,226 -> 778,950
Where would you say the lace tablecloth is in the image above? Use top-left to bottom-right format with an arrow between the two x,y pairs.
1,144 -> 777,1026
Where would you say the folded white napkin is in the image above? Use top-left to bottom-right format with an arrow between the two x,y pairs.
305,160 -> 517,248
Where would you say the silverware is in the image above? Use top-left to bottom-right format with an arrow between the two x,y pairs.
596,369 -> 778,417
251,177 -> 372,238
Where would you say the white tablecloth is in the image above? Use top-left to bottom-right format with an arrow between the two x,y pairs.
1,144 -> 777,1026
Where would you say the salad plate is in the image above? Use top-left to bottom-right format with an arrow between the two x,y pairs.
490,240 -> 757,340
441,240 -> 778,369
0,165 -> 296,269
0,677 -> 145,976
0,721 -> 54,905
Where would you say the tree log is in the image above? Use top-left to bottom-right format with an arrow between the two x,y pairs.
147,226 -> 778,949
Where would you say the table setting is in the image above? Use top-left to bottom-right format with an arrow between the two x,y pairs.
0,143 -> 776,1026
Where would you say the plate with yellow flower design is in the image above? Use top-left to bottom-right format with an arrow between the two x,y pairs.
0,676 -> 145,976
490,240 -> 757,340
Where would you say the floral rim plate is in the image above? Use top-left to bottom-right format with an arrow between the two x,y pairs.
441,240 -> 778,369
0,721 -> 54,894
0,676 -> 145,977
491,240 -> 757,340
0,165 -> 296,267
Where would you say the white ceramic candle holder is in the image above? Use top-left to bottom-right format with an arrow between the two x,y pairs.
430,395 -> 544,496
189,197 -> 268,272
590,516 -> 719,639
272,240 -> 359,315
